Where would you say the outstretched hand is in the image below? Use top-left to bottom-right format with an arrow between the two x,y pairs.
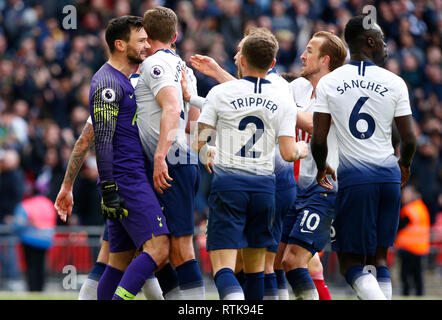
190,54 -> 221,78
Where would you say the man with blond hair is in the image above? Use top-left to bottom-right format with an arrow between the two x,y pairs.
279,31 -> 348,300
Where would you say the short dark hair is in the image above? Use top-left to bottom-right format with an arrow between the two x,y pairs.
143,6 -> 178,43
241,33 -> 278,72
105,16 -> 144,53
344,15 -> 367,48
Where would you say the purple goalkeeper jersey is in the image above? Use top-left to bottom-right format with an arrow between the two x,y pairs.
89,63 -> 145,181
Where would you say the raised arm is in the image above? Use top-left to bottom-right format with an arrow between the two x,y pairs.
54,122 -> 95,222
190,54 -> 236,83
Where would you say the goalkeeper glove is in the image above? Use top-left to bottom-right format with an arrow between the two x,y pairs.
100,180 -> 128,220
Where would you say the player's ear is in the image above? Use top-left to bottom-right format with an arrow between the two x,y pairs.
269,58 -> 276,70
171,32 -> 178,44
322,55 -> 330,68
367,36 -> 375,48
240,54 -> 246,68
114,39 -> 126,52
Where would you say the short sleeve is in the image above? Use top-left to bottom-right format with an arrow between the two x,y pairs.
277,96 -> 297,137
313,77 -> 330,114
141,56 -> 175,97
86,116 -> 92,124
394,77 -> 412,117
197,87 -> 218,127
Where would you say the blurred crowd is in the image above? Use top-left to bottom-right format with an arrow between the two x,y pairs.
0,0 -> 440,232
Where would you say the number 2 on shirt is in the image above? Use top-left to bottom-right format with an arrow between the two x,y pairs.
235,116 -> 264,158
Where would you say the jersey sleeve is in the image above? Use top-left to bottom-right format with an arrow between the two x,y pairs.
86,116 -> 92,124
142,56 -> 176,97
394,76 -> 412,117
197,87 -> 218,127
190,95 -> 205,110
90,79 -> 122,181
313,77 -> 330,114
276,96 -> 297,137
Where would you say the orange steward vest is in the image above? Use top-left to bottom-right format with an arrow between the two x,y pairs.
395,199 -> 430,255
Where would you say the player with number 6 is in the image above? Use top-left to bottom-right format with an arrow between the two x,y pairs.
311,15 -> 416,300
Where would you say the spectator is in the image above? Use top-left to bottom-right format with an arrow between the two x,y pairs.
0,149 -> 24,290
395,186 -> 431,296
270,0 -> 294,31
217,0 -> 243,57
192,0 -> 221,20
275,29 -> 296,71
12,194 -> 56,292
401,52 -> 424,90
34,147 -> 64,203
0,149 -> 25,222
411,117 -> 441,224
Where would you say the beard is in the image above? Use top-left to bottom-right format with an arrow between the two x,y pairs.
127,48 -> 145,64
300,65 -> 321,80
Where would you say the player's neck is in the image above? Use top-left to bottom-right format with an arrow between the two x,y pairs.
242,73 -> 267,79
149,40 -> 172,55
350,53 -> 375,64
308,69 -> 329,98
107,55 -> 137,78
242,68 -> 267,79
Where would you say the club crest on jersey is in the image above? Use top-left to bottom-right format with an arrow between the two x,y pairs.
102,88 -> 116,102
151,65 -> 164,79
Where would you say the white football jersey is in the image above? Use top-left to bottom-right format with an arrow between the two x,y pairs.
314,61 -> 412,188
129,73 -> 140,88
198,76 -> 297,176
291,77 -> 339,193
135,49 -> 194,164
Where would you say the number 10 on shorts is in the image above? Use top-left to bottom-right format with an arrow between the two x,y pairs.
300,210 -> 320,232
